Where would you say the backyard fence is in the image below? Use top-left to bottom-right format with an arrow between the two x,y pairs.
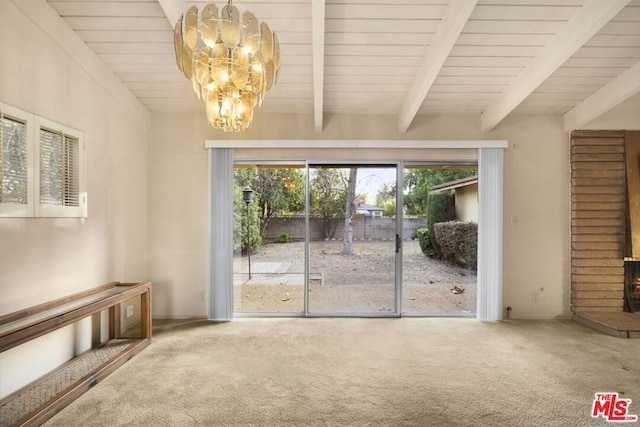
264,215 -> 426,242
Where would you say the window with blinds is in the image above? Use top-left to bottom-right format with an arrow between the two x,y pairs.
39,128 -> 80,207
0,103 -> 85,218
0,113 -> 28,205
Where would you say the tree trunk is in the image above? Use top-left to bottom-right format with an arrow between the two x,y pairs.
342,168 -> 357,255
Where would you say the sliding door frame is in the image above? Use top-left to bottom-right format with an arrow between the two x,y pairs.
401,160 -> 479,317
206,140 -> 507,321
305,161 -> 403,318
233,160 -> 308,318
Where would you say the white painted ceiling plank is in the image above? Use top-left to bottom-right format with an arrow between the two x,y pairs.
325,75 -> 415,85
455,33 -> 552,46
325,56 -> 421,67
326,45 -> 426,57
110,64 -> 179,74
325,32 -> 433,46
463,20 -> 565,34
312,0 -> 326,132
64,16 -> 173,31
450,45 -> 541,57
325,19 -> 439,34
326,4 -> 446,20
470,4 -> 579,21
398,0 -> 478,132
325,66 -> 418,76
76,30 -> 172,43
50,2 -> 167,17
88,42 -> 175,55
574,46 -> 640,57
564,61 -> 640,131
480,0 -> 632,132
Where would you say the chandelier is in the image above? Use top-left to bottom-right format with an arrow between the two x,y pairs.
174,1 -> 280,132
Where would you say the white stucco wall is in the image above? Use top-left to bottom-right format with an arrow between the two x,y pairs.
455,183 -> 479,223
0,1 -> 150,398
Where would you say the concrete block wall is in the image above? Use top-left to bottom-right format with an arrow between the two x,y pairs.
264,215 -> 427,241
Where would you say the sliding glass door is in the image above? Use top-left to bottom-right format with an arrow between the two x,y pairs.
402,165 -> 478,316
307,165 -> 400,315
209,143 -> 504,321
230,161 -> 480,317
233,164 -> 306,314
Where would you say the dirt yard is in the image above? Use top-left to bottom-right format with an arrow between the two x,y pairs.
233,240 -> 476,314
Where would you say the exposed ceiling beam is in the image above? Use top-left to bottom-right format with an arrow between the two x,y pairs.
157,0 -> 185,27
564,61 -> 640,132
398,0 -> 477,133
312,0 -> 326,132
480,0 -> 631,132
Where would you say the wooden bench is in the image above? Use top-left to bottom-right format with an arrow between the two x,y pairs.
0,281 -> 152,426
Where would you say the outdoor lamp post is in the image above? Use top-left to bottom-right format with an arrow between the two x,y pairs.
242,186 -> 254,279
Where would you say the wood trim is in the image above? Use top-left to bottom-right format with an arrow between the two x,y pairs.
0,282 -> 119,326
570,130 -> 625,139
625,131 -> 640,258
14,339 -> 150,427
0,282 -> 152,353
109,304 -> 121,339
0,282 -> 152,426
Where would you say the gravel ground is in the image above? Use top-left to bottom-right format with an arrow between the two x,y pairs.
233,240 -> 476,314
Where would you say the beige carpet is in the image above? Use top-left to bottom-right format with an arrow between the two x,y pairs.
45,318 -> 640,426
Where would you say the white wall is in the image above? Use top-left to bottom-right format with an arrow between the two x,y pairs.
148,111 -> 571,320
455,184 -> 479,223
0,0 -> 150,398
578,110 -> 640,130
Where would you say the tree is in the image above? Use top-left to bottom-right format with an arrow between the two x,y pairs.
404,168 -> 476,216
342,168 -> 357,255
381,199 -> 396,216
375,182 -> 394,207
376,182 -> 396,216
235,167 -> 305,238
310,168 -> 345,239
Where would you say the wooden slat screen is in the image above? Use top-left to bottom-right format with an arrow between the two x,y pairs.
571,130 -> 625,313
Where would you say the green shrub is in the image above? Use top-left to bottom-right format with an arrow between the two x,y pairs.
426,191 -> 456,257
415,226 -> 435,257
433,221 -> 478,270
274,233 -> 292,243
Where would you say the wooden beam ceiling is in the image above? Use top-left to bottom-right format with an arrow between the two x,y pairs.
312,0 -> 325,132
565,60 -> 640,131
480,0 -> 632,132
398,0 -> 478,133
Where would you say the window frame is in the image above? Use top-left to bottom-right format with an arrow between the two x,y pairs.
0,103 -> 35,218
34,116 -> 87,218
0,102 -> 86,218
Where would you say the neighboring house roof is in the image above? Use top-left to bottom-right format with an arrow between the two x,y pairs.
357,204 -> 384,211
430,175 -> 479,193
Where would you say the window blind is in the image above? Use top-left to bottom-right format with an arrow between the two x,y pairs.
39,128 -> 80,207
0,113 -> 28,205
